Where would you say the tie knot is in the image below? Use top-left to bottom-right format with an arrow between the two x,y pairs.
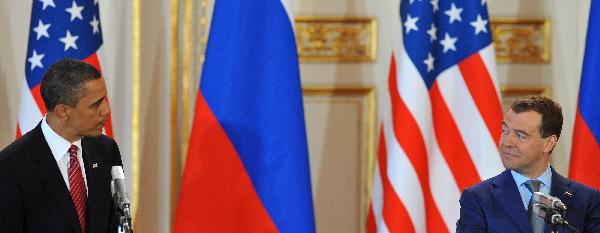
69,145 -> 78,157
524,179 -> 542,193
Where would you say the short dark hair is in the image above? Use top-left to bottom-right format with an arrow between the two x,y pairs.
509,95 -> 563,139
40,59 -> 102,111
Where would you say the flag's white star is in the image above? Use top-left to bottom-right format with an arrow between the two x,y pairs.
94,0 -> 99,5
444,3 -> 463,24
404,14 -> 419,34
28,50 -> 45,70
33,20 -> 51,40
440,33 -> 458,53
470,15 -> 488,35
90,15 -> 100,34
430,0 -> 439,12
39,0 -> 56,10
427,23 -> 437,42
481,0 -> 487,5
59,30 -> 79,51
65,1 -> 84,21
424,53 -> 435,72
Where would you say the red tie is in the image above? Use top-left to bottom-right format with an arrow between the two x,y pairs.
69,145 -> 87,233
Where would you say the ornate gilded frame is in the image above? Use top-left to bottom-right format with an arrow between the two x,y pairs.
295,17 -> 377,62
491,18 -> 551,63
302,86 -> 376,233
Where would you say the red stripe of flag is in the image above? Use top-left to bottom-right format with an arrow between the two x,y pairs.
378,127 -> 416,233
173,91 -> 278,232
388,55 -> 449,233
30,85 -> 47,114
429,83 -> 482,191
569,110 -> 600,188
458,53 -> 502,148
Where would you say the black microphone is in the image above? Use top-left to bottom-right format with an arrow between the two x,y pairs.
111,166 -> 133,233
533,192 -> 567,211
533,204 -> 580,233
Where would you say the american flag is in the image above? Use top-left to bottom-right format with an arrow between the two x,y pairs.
18,0 -> 113,137
367,0 -> 504,232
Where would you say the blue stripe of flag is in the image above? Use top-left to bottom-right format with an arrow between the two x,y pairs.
199,0 -> 316,232
578,0 -> 600,143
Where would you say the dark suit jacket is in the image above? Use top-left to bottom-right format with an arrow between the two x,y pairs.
456,168 -> 600,233
0,124 -> 122,233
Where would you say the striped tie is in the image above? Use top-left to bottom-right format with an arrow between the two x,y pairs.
69,145 -> 87,233
524,179 -> 544,233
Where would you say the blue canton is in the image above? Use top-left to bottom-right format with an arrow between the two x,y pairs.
400,0 -> 493,89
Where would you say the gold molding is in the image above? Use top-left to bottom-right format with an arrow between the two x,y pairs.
132,0 -> 140,229
491,18 -> 550,63
302,86 -> 376,233
169,0 -> 180,228
501,85 -> 550,110
295,17 -> 377,63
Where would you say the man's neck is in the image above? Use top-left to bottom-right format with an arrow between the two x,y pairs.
46,113 -> 81,143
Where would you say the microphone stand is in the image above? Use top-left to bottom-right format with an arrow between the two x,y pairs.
113,194 -> 134,233
542,207 -> 580,233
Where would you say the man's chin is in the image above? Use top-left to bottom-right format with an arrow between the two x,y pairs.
84,129 -> 104,138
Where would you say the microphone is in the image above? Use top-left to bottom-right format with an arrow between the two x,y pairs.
532,204 -> 566,225
533,204 -> 581,233
111,166 -> 133,233
533,192 -> 567,211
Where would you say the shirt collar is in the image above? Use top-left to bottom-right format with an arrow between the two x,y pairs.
41,116 -> 82,161
511,164 -> 552,188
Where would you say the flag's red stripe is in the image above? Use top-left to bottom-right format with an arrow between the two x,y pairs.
569,109 -> 600,190
378,128 -> 416,233
458,53 -> 502,148
174,91 -> 278,233
366,202 -> 376,233
83,53 -> 102,73
388,55 -> 448,233
430,83 -> 482,191
15,124 -> 22,138
30,84 -> 47,114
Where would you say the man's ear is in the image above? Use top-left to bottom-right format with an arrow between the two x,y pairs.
544,135 -> 558,153
53,104 -> 71,121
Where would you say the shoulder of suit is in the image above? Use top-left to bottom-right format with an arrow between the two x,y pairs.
0,127 -> 41,162
83,134 -> 117,146
565,177 -> 600,196
464,170 -> 509,193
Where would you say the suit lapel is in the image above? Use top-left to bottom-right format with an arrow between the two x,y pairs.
491,170 -> 532,233
82,138 -> 105,233
29,125 -> 81,233
549,168 -> 573,233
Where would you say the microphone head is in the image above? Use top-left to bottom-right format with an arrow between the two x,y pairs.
112,166 -> 125,179
532,203 -> 548,219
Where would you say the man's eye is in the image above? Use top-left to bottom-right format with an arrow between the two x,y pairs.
516,133 -> 526,139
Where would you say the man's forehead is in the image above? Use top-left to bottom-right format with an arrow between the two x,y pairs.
504,110 -> 542,132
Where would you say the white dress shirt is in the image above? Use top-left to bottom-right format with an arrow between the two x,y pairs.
41,117 -> 89,194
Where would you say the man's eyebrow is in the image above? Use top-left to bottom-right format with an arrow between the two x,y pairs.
513,129 -> 531,136
90,96 -> 106,106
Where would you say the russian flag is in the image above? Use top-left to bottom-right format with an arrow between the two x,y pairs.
173,0 -> 316,232
569,0 -> 600,190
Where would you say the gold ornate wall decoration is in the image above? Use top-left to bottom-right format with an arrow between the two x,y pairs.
501,86 -> 550,110
295,17 -> 377,62
491,18 -> 550,63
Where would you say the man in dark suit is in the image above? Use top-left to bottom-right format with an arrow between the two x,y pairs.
456,95 -> 600,233
0,59 -> 122,233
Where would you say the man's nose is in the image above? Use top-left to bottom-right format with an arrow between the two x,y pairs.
500,133 -> 516,147
100,101 -> 111,116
